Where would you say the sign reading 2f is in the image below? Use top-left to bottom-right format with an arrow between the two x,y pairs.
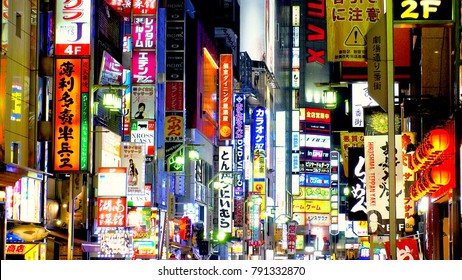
394,0 -> 453,23
55,0 -> 92,56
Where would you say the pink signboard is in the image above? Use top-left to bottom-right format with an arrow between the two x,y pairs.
132,51 -> 156,84
132,17 -> 157,49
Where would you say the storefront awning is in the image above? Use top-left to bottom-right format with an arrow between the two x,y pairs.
0,162 -> 52,187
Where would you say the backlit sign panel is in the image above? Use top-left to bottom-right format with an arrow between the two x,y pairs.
218,146 -> 233,233
234,93 -> 245,227
293,200 -> 330,213
219,54 -> 233,140
132,17 -> 157,49
97,167 -> 128,197
55,0 -> 91,56
53,58 -> 90,172
393,0 -> 453,23
97,197 -> 127,227
132,51 -> 156,84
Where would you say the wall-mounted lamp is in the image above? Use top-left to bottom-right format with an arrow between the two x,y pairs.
322,89 -> 338,109
102,90 -> 122,111
93,84 -> 129,111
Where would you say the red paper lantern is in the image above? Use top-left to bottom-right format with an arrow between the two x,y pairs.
429,166 -> 451,186
180,217 -> 192,241
428,129 -> 450,152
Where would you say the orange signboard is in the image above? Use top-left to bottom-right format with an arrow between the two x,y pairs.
219,54 -> 233,140
53,58 -> 90,172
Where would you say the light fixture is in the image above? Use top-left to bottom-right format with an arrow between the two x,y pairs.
323,89 -> 337,109
188,149 -> 200,161
102,90 -> 122,111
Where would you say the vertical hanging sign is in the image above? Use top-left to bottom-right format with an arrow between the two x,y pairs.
219,54 -> 233,140
53,58 -> 90,172
131,4 -> 157,155
233,93 -> 245,227
165,0 -> 185,162
55,0 -> 91,56
252,106 -> 266,220
218,146 -> 233,233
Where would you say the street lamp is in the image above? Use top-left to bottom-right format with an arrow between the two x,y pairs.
207,171 -> 236,260
246,194 -> 263,259
274,214 -> 291,256
162,143 -> 203,259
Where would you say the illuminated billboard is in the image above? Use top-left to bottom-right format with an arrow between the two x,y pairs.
53,58 -> 90,172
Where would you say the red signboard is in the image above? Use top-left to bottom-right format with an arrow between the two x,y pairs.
301,108 -> 331,123
132,0 -> 157,15
385,238 -> 420,260
97,197 -> 127,227
166,82 -> 184,111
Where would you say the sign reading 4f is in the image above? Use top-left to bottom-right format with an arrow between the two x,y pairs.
55,0 -> 92,56
394,0 -> 453,23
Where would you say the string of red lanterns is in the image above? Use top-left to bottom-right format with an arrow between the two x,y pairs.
409,129 -> 451,201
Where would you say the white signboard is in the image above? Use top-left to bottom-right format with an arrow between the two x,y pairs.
97,167 -> 128,197
55,0 -> 91,56
218,146 -> 233,233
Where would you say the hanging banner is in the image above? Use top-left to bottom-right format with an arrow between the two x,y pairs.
326,0 -> 383,62
121,142 -> 146,196
364,135 -> 406,235
348,147 -> 368,221
385,238 -> 420,260
287,221 -> 297,255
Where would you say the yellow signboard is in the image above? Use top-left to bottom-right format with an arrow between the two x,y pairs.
293,200 -> 330,213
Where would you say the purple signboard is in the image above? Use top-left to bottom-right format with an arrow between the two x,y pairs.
233,93 -> 245,227
98,51 -> 123,85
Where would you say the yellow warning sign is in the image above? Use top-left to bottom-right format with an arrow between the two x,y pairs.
345,26 -> 366,46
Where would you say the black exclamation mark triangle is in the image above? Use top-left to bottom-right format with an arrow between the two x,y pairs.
345,26 -> 366,46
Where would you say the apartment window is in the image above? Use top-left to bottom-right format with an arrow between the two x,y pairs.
16,12 -> 22,38
11,142 -> 19,164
